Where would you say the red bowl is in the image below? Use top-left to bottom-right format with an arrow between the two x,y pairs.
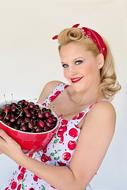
0,101 -> 59,153
0,120 -> 58,153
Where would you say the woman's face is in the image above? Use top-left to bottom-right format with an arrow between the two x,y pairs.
59,42 -> 104,93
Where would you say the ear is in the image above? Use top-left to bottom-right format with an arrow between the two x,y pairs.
96,53 -> 104,69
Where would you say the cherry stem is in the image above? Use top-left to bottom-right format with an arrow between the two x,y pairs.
16,110 -> 23,120
3,94 -> 7,104
11,93 -> 13,103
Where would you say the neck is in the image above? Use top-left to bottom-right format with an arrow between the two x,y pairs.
68,85 -> 104,107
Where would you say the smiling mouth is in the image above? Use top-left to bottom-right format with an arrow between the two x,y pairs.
71,77 -> 83,83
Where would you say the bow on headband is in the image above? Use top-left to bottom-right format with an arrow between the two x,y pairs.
52,24 -> 107,59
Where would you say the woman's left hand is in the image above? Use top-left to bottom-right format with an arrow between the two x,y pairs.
0,129 -> 24,162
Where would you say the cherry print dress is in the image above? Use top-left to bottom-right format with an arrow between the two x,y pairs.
5,82 -> 93,190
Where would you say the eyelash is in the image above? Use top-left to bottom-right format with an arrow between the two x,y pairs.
62,60 -> 83,68
75,60 -> 83,65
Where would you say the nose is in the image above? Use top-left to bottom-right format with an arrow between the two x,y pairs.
68,65 -> 77,77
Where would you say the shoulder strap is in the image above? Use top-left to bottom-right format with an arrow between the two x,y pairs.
42,82 -> 68,107
72,103 -> 95,125
73,99 -> 109,125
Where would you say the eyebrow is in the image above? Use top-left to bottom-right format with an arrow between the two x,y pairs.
61,57 -> 84,64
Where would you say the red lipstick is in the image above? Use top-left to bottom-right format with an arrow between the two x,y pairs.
71,77 -> 83,83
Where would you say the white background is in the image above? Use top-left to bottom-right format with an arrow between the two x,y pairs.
0,0 -> 127,189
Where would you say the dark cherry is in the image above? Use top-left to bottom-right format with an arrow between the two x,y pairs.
37,120 -> 45,128
0,100 -> 57,133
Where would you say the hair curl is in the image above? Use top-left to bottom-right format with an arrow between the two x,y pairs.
57,27 -> 121,100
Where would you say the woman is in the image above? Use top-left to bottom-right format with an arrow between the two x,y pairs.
0,24 -> 121,190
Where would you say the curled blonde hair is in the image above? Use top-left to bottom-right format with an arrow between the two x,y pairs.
57,28 -> 121,100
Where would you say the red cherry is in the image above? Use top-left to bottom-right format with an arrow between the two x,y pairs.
0,100 -> 57,133
3,105 -> 10,113
41,153 -> 51,162
47,117 -> 53,124
68,140 -> 77,150
33,174 -> 39,181
69,128 -> 78,138
20,124 -> 27,131
44,111 -> 51,118
29,102 -> 35,109
57,131 -> 64,137
58,126 -> 67,132
37,112 -> 44,119
11,106 -> 17,112
25,112 -> 31,118
59,135 -> 64,143
11,181 -> 17,189
35,127 -> 42,132
49,91 -> 61,101
37,120 -> 45,128
17,184 -> 22,190
62,152 -> 71,161
20,167 -> 26,173
17,173 -> 24,180
10,117 -> 16,123
46,122 -> 52,128
61,119 -> 68,125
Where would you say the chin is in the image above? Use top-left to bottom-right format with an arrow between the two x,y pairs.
71,83 -> 85,93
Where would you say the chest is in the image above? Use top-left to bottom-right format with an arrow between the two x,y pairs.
48,92 -> 85,128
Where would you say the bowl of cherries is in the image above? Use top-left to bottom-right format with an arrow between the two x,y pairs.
0,100 -> 59,152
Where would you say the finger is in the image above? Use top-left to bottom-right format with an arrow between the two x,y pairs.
0,129 -> 11,142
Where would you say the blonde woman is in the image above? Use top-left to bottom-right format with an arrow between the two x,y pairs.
0,24 -> 121,190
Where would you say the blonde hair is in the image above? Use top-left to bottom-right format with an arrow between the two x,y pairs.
57,27 -> 121,100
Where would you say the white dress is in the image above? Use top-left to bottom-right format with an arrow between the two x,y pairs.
5,82 -> 93,190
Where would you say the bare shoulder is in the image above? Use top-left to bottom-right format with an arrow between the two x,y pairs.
38,80 -> 62,103
90,100 -> 116,117
83,100 -> 116,133
87,101 -> 116,124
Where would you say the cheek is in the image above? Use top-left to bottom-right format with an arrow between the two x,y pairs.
84,64 -> 97,76
63,70 -> 69,79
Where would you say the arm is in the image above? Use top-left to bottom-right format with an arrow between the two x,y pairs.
0,101 -> 116,190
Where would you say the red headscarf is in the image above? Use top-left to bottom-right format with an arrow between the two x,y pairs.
52,24 -> 107,59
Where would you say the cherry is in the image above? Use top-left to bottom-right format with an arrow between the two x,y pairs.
0,100 -> 58,133
37,120 -> 45,128
37,112 -> 44,119
10,117 -> 16,123
28,102 -> 35,109
62,152 -> 71,161
3,105 -> 10,113
25,112 -> 31,118
20,124 -> 27,131
68,140 -> 76,150
35,127 -> 42,132
44,111 -> 51,118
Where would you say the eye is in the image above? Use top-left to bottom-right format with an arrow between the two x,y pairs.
62,64 -> 69,68
75,60 -> 84,65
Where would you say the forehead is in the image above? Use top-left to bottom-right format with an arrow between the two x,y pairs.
59,42 -> 91,60
60,41 -> 87,52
